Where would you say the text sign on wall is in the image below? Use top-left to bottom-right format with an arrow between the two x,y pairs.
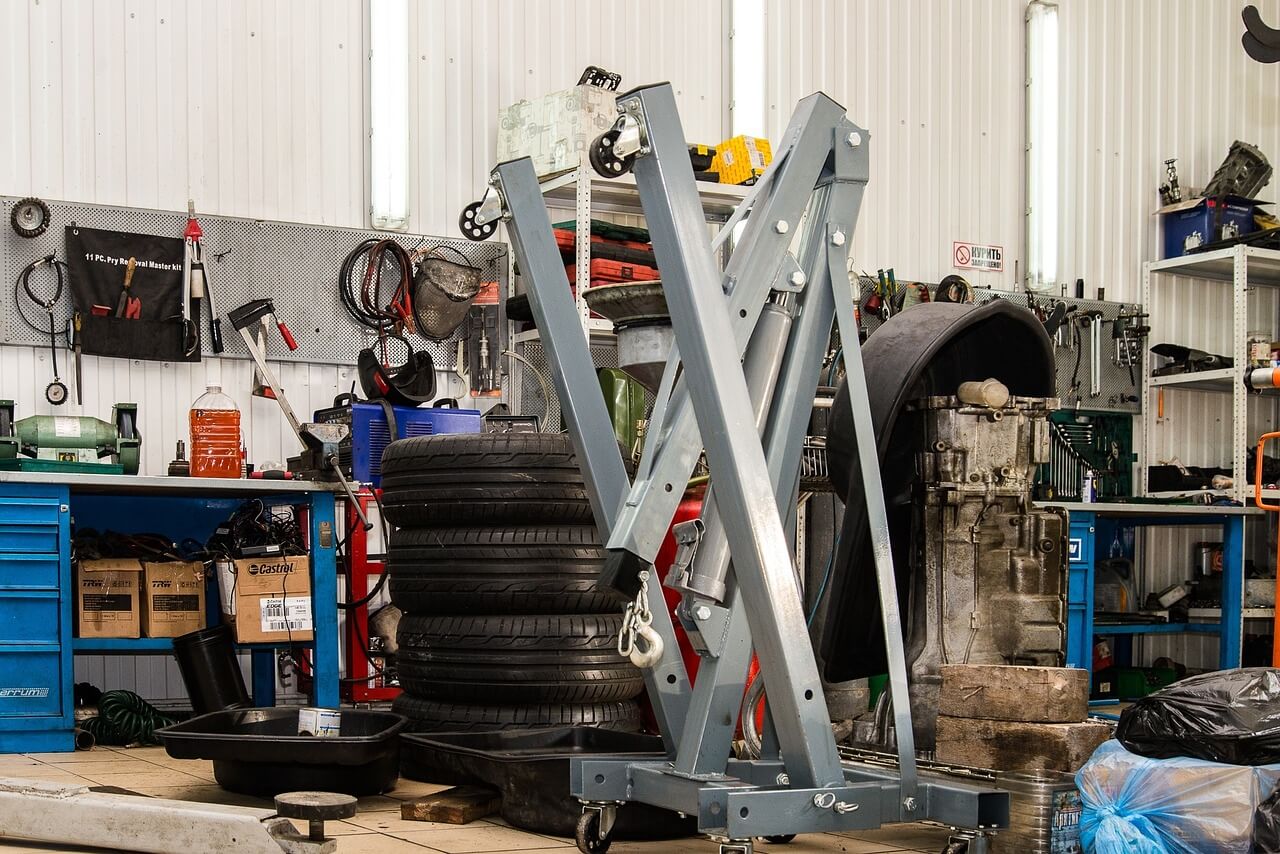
953,241 -> 1004,272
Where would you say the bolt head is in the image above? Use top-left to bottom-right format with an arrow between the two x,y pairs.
775,773 -> 790,785
774,220 -> 790,234
789,271 -> 806,286
831,231 -> 847,246
846,131 -> 862,148
694,605 -> 712,621
903,797 -> 918,811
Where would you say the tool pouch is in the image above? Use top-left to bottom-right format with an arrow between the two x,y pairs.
65,226 -> 200,362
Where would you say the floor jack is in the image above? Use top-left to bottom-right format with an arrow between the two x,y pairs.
227,299 -> 371,530
463,84 -> 1008,853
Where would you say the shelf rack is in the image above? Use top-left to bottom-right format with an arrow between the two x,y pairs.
1141,245 -> 1280,503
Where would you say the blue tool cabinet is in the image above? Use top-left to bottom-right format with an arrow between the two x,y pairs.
0,472 -> 341,753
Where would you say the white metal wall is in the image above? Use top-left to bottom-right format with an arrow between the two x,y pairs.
761,0 -> 1028,291
1057,0 -> 1280,305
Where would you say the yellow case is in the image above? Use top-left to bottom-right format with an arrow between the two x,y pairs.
711,136 -> 773,185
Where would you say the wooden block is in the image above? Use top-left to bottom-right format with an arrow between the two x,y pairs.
935,715 -> 1112,773
940,664 -> 1089,723
400,785 -> 502,824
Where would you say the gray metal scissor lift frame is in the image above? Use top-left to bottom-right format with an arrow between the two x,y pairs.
464,83 -> 1008,854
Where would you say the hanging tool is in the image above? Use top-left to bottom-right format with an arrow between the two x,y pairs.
1080,310 -> 1104,398
10,197 -> 51,239
16,256 -> 71,406
72,312 -> 83,406
226,299 -> 370,529
115,257 -> 141,319
183,201 -> 223,355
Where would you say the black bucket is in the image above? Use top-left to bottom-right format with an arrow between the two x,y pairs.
173,624 -> 251,715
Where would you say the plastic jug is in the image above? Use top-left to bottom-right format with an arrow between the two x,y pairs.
190,385 -> 242,478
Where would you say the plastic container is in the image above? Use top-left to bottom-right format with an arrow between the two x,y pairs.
190,385 -> 242,478
156,707 -> 405,796
172,624 -> 251,715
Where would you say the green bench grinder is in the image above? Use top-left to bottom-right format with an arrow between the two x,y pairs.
0,401 -> 141,474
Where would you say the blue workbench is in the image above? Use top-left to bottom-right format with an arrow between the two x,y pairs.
0,471 -> 341,753
1048,501 -> 1259,680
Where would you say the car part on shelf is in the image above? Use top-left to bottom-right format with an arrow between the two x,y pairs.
893,388 -> 1067,750
464,82 -> 1009,852
10,196 -> 50,238
0,402 -> 141,474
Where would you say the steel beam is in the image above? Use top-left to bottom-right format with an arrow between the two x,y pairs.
492,157 -> 692,746
623,82 -> 843,789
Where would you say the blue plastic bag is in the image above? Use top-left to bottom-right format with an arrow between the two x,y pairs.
1077,740 -> 1280,853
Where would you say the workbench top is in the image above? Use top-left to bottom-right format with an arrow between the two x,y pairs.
0,470 -> 342,496
1040,500 -> 1262,517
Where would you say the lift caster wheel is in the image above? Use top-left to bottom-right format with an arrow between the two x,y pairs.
941,841 -> 969,854
764,835 -> 797,844
459,201 -> 497,241
575,810 -> 614,854
589,130 -> 635,178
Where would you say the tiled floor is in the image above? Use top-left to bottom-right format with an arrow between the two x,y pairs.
0,746 -> 953,853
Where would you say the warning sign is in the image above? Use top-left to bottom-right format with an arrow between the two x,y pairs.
953,241 -> 1004,272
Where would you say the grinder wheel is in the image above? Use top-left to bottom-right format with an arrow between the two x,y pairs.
11,197 -> 51,239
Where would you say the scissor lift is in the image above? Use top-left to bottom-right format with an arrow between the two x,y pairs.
461,82 -> 1008,854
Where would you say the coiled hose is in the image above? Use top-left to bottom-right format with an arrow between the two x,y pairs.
80,690 -> 176,746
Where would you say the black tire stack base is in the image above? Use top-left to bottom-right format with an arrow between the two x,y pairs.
382,433 -> 643,733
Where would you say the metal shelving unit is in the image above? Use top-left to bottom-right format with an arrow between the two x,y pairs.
508,162 -> 749,424
1141,245 -> 1280,502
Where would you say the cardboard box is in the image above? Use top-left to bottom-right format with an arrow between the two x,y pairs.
710,135 -> 772,185
76,559 -> 143,638
141,561 -> 206,638
228,556 -> 313,643
496,84 -> 617,178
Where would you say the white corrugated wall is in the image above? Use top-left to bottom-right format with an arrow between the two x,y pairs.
761,0 -> 1028,291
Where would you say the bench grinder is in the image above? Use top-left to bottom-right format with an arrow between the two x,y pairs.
0,401 -> 141,474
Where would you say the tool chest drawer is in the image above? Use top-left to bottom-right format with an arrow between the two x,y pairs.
0,553 -> 60,590
0,592 -> 61,644
0,649 -> 62,718
0,496 -> 63,554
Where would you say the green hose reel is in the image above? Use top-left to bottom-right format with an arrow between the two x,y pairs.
0,401 -> 141,475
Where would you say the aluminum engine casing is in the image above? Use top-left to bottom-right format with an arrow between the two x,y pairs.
903,394 -> 1067,751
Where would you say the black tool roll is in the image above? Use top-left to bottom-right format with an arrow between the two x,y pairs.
65,225 -> 200,362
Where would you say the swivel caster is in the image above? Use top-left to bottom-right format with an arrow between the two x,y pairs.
719,840 -> 754,854
763,834 -> 796,844
575,808 -> 615,854
589,129 -> 635,178
459,200 -> 498,241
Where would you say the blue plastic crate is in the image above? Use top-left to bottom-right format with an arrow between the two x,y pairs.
1160,195 -> 1261,258
345,403 -> 481,486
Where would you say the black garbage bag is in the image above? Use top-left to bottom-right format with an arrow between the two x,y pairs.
1116,668 -> 1280,765
1256,785 -> 1280,854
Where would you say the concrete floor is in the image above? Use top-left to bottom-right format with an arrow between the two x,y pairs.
0,745 -> 955,853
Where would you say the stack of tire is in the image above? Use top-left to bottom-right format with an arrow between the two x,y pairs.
379,433 -> 644,733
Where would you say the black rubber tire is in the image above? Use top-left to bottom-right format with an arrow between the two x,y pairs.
396,614 -> 643,703
391,695 -> 643,733
387,526 -> 615,615
380,433 -> 592,526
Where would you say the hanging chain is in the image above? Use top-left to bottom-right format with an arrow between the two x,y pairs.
617,570 -> 653,658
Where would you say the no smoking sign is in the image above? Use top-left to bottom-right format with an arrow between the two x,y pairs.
953,240 -> 1003,272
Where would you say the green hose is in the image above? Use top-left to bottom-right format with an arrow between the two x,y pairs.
80,690 -> 176,746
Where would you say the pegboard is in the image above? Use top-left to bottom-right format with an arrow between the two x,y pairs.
861,287 -> 1144,414
1,196 -> 508,366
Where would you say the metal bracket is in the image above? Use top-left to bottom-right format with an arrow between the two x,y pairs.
669,517 -> 706,589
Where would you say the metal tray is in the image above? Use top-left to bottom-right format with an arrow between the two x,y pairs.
400,727 -> 695,838
156,707 -> 406,797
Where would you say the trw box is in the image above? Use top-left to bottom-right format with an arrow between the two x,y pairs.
75,559 -> 143,638
229,556 -> 313,643
141,561 -> 206,638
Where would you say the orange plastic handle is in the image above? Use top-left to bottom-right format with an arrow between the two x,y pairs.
1255,432 -> 1280,511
